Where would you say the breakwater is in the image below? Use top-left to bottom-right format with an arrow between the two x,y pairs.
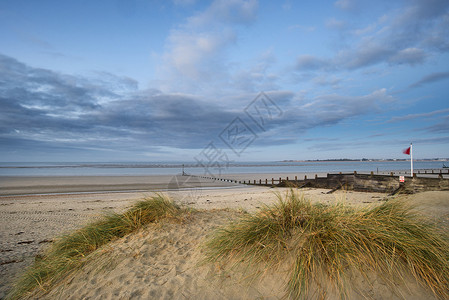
193,169 -> 449,194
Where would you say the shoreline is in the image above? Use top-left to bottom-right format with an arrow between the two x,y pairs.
0,175 -> 238,197
2,169 -> 447,197
0,174 -> 324,197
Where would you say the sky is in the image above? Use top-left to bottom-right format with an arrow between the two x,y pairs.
0,0 -> 448,162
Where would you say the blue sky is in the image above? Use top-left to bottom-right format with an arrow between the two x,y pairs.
0,0 -> 448,162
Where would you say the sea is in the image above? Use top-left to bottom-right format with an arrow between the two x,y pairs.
0,161 -> 447,177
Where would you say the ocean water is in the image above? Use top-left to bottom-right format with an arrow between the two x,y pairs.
0,161 -> 447,177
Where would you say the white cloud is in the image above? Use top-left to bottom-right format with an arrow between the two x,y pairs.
296,0 -> 449,73
165,29 -> 235,80
158,0 -> 258,93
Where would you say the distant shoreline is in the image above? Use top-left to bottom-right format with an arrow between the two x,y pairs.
1,158 -> 448,169
281,158 -> 449,162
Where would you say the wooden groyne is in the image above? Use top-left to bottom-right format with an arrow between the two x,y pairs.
192,170 -> 449,194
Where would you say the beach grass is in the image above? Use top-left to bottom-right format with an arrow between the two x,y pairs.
204,190 -> 449,299
7,193 -> 187,300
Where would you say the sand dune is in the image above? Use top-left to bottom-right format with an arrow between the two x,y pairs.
37,190 -> 448,300
2,184 -> 448,299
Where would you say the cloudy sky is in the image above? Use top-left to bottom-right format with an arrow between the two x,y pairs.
1,0 -> 448,162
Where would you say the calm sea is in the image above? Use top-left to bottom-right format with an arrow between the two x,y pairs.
0,161 -> 447,177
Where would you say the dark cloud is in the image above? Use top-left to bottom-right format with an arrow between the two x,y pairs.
0,54 -> 240,158
255,89 -> 395,145
409,71 -> 449,88
0,54 -> 399,160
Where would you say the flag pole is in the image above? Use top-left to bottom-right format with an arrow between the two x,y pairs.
410,143 -> 413,177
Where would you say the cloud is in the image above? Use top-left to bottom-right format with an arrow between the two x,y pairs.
159,0 -> 258,92
312,75 -> 341,87
409,71 -> 449,88
339,43 -> 394,69
387,108 -> 449,123
388,48 -> 426,65
188,0 -> 258,26
1,54 -> 401,159
423,116 -> 449,133
164,28 -> 236,81
261,89 -> 395,142
334,0 -> 357,11
295,55 -> 330,71
0,54 -> 238,154
296,0 -> 449,73
326,18 -> 346,30
231,49 -> 279,92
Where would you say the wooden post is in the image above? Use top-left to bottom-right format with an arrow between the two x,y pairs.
272,178 -> 274,184
354,171 -> 357,175
254,180 -> 256,184
265,179 -> 268,184
286,176 -> 289,181
259,179 -> 262,184
315,174 -> 318,179
295,176 -> 297,181
304,175 -> 307,180
390,172 -> 393,176
370,171 -> 374,176
279,177 -> 282,183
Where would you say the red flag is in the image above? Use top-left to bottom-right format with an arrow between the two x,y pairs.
403,147 -> 410,155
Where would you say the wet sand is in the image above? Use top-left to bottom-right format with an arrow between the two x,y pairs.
0,173 -> 332,196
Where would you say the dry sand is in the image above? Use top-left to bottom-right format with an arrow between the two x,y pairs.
1,175 -> 448,299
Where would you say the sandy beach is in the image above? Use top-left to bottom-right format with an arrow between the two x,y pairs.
1,175 -> 448,299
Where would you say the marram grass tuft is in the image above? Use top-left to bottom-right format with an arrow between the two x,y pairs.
204,190 -> 449,299
7,193 -> 187,300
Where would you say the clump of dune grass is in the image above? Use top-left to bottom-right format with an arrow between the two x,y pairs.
204,190 -> 449,299
7,193 -> 187,300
